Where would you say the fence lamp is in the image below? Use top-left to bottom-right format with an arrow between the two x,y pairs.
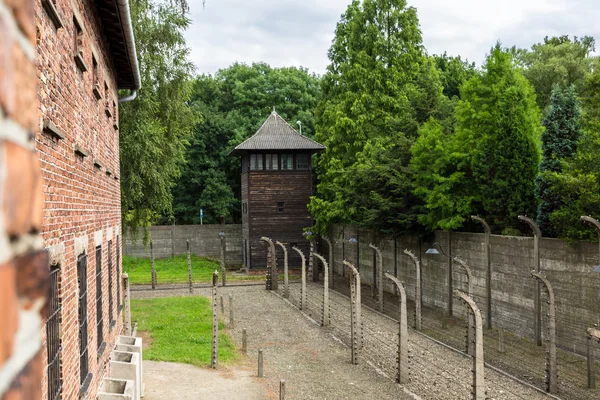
425,242 -> 450,258
348,237 -> 358,245
219,231 -> 225,238
594,265 -> 600,273
303,231 -> 314,239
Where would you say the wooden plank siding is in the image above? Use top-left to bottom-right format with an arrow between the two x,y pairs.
247,170 -> 313,268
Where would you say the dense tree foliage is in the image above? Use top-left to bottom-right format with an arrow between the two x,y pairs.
309,0 -> 451,235
545,70 -> 600,242
535,85 -> 581,236
165,63 -> 322,224
411,45 -> 543,233
120,0 -> 196,238
122,0 -> 600,243
515,36 -> 596,111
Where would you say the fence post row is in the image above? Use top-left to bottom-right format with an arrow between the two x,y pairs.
587,326 -> 599,389
403,249 -> 422,331
531,271 -> 558,394
453,290 -> 485,400
344,260 -> 362,365
311,252 -> 330,327
321,236 -> 334,289
187,240 -> 193,293
471,216 -> 492,329
275,241 -> 289,299
369,243 -> 384,312
519,215 -> 542,347
292,246 -> 307,311
150,240 -> 156,289
211,271 -> 219,369
453,257 -> 475,356
385,273 -> 409,384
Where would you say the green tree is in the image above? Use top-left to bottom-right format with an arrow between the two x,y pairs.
535,85 -> 581,236
546,69 -> 600,242
434,52 -> 477,100
412,45 -> 543,233
119,0 -> 196,238
515,35 -> 596,110
310,0 -> 447,234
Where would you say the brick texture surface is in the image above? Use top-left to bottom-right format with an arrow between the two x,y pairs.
1,0 -> 125,399
35,0 -> 124,399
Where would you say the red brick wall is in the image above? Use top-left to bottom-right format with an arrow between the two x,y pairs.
0,0 -> 50,399
34,0 -> 124,399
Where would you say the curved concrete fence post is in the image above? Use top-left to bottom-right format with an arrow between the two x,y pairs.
385,273 -> 409,384
311,252 -> 330,326
581,216 -> 600,262
403,249 -> 422,331
471,216 -> 492,329
519,215 -> 542,346
369,243 -> 384,312
531,271 -> 557,394
150,240 -> 156,289
187,240 -> 193,293
292,246 -> 307,310
211,271 -> 219,369
322,236 -> 334,289
587,326 -> 600,389
454,257 -> 475,356
344,260 -> 362,365
261,237 -> 278,291
123,273 -> 131,336
453,290 -> 485,400
276,241 -> 289,298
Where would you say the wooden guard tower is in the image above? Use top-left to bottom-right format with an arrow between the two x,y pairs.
230,111 -> 325,270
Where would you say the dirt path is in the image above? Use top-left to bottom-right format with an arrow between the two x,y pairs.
143,360 -> 266,400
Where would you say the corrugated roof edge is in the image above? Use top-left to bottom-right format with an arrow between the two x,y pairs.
117,0 -> 141,91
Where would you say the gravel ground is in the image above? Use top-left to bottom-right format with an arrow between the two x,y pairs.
328,274 -> 598,400
281,281 -> 552,400
132,285 -> 416,400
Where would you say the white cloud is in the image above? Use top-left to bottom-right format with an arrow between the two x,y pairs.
185,0 -> 600,75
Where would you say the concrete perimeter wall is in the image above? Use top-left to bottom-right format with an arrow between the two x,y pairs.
124,224 -> 243,266
326,225 -> 600,357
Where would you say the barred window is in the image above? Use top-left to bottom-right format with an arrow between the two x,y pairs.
116,236 -> 121,312
47,265 -> 62,400
95,246 -> 104,351
296,153 -> 310,170
281,154 -> 293,170
277,202 -> 285,213
108,240 -> 114,327
77,254 -> 89,386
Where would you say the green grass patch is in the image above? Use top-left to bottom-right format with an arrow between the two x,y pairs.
123,254 -> 262,285
131,296 -> 238,367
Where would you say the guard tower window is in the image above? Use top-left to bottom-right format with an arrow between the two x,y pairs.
296,153 -> 309,170
266,154 -> 279,170
277,202 -> 285,213
250,153 -> 263,170
281,154 -> 293,170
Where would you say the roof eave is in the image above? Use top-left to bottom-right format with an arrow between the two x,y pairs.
229,147 -> 325,157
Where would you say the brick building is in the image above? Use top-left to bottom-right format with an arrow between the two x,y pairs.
0,0 -> 140,399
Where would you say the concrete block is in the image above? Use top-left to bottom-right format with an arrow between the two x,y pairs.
110,351 -> 140,400
116,336 -> 143,396
98,378 -> 135,400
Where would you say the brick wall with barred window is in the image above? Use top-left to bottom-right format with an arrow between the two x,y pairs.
0,0 -> 51,399
36,0 -> 125,399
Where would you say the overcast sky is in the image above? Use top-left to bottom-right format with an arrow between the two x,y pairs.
184,0 -> 600,76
